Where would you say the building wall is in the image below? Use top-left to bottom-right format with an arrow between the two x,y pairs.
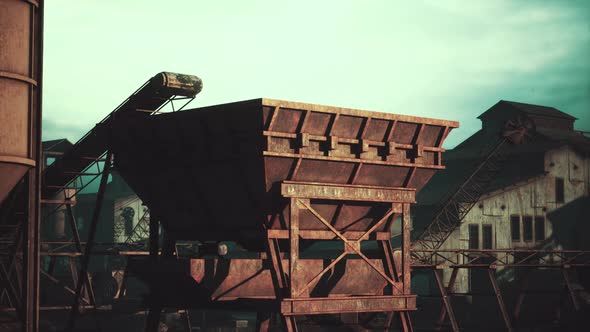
439,145 -> 589,292
113,194 -> 146,243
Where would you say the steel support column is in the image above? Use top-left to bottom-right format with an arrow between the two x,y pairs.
145,213 -> 160,332
434,267 -> 459,332
22,174 -> 39,332
512,268 -> 531,325
66,151 -> 112,331
488,268 -> 512,331
562,268 -> 579,311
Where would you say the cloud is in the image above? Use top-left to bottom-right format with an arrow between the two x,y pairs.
41,1 -> 590,149
41,116 -> 85,143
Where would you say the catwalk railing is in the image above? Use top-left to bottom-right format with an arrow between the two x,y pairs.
8,244 -> 587,332
411,248 -> 590,268
411,248 -> 590,332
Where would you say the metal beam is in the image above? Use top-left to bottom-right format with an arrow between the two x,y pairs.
66,151 -> 112,331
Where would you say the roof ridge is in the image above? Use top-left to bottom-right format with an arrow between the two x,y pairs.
477,100 -> 577,121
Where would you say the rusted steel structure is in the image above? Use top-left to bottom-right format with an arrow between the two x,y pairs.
411,249 -> 590,332
23,242 -> 590,331
110,98 -> 458,331
0,0 -> 44,331
33,72 -> 202,331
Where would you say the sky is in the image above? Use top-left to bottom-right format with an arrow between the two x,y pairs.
42,0 -> 590,148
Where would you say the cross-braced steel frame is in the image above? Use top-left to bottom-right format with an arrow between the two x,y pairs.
411,248 -> 590,332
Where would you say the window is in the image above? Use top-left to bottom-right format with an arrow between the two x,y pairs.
535,217 -> 545,241
469,224 -> 479,249
523,216 -> 533,241
555,177 -> 565,203
122,207 -> 135,235
511,215 -> 520,241
482,225 -> 493,249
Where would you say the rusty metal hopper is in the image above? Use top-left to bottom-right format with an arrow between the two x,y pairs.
112,99 -> 457,248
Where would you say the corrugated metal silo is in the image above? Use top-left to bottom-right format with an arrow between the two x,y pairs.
0,0 -> 43,204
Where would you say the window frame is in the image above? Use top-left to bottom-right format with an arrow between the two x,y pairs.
510,215 -> 521,242
468,224 -> 480,249
523,215 -> 533,242
482,224 -> 493,250
535,216 -> 545,242
555,177 -> 565,203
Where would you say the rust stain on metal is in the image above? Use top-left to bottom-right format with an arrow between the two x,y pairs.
0,0 -> 42,204
110,97 -> 457,331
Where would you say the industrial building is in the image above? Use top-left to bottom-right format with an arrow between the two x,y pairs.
414,100 -> 590,293
408,101 -> 590,331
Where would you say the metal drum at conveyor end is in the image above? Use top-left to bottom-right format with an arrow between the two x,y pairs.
155,72 -> 203,97
0,0 -> 43,204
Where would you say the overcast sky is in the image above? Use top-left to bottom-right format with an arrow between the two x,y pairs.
42,0 -> 590,148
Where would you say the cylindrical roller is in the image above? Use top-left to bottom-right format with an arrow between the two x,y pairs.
0,0 -> 42,204
154,72 -> 203,97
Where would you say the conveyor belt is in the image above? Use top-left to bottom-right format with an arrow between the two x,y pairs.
42,72 -> 202,199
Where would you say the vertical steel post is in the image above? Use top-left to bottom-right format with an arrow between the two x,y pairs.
66,204 -> 95,305
23,1 -> 44,329
289,198 -> 300,298
286,197 -> 301,332
149,214 -> 159,258
145,213 -> 162,332
512,268 -> 531,325
24,174 -> 40,332
433,268 -> 459,332
562,268 -> 580,311
256,312 -> 271,332
488,268 -> 512,331
66,151 -> 112,331
399,312 -> 413,332
402,203 -> 411,294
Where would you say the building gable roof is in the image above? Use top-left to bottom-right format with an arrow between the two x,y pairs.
478,100 -> 577,121
42,138 -> 73,153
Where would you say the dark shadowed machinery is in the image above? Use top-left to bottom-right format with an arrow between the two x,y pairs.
110,98 -> 458,331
